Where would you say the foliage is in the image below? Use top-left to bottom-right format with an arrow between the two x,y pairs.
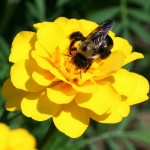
0,0 -> 150,149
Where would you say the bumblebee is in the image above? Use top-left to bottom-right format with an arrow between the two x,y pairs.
69,19 -> 114,72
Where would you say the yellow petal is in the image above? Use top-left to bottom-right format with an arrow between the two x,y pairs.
8,129 -> 36,150
89,111 -> 122,124
89,100 -> 130,123
112,69 -> 136,96
37,22 -> 65,55
124,52 -> 144,65
47,83 -> 77,104
49,64 -> 67,82
32,70 -> 54,86
11,59 -> 45,92
79,19 -> 98,36
94,51 -> 126,79
33,22 -> 49,30
56,18 -> 84,37
54,17 -> 69,25
77,72 -> 94,85
115,100 -> 130,117
11,31 -> 36,47
2,78 -> 26,111
0,123 -> 10,150
58,38 -> 70,53
31,50 -> 51,70
127,73 -> 149,105
54,17 -> 69,36
9,31 -> 36,63
75,84 -> 121,115
72,82 -> 98,93
53,101 -> 89,138
21,92 -> 61,121
35,41 -> 50,58
65,18 -> 84,36
112,37 -> 132,56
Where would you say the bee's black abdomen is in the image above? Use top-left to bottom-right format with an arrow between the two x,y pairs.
99,49 -> 111,59
73,53 -> 88,69
73,53 -> 92,71
104,35 -> 113,50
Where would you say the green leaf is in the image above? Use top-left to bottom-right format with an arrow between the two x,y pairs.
56,0 -> 71,8
0,37 -> 10,61
107,139 -> 120,150
129,0 -> 150,7
86,6 -> 119,23
126,129 -> 150,145
35,0 -> 46,21
117,113 -> 134,131
121,138 -> 136,150
122,28 -> 132,43
128,8 -> 150,23
88,144 -> 98,150
129,21 -> 150,43
113,21 -> 122,34
26,1 -> 39,19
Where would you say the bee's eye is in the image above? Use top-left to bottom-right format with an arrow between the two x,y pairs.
82,46 -> 87,51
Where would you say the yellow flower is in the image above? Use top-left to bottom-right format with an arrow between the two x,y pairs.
0,123 -> 36,150
2,17 -> 149,138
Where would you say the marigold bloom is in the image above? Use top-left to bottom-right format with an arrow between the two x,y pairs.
0,123 -> 36,150
2,17 -> 149,138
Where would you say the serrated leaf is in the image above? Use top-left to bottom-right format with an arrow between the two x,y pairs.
129,21 -> 150,43
129,8 -> 150,23
126,129 -> 150,145
86,6 -> 119,23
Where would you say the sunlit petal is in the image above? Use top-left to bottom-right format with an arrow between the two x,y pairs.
47,83 -> 77,104
2,79 -> 26,111
21,92 -> 60,121
53,101 -> 89,138
11,59 -> 45,92
75,84 -> 121,115
127,73 -> 149,105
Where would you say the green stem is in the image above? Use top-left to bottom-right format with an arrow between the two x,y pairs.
77,131 -> 126,148
38,121 -> 57,150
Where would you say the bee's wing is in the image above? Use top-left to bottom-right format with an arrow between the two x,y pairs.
87,20 -> 114,46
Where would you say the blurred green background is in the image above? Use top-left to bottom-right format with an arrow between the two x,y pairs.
0,0 -> 150,150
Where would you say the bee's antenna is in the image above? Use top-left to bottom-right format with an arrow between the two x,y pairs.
64,54 -> 72,57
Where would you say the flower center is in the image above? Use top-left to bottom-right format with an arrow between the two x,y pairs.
64,56 -> 81,75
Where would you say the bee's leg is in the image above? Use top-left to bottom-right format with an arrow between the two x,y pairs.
69,47 -> 77,55
84,59 -> 92,72
70,31 -> 85,40
99,48 -> 111,59
69,31 -> 85,52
